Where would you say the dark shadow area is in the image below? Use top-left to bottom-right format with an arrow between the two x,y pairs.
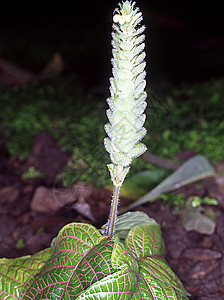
0,1 -> 223,88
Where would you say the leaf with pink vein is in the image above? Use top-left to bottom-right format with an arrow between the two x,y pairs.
19,223 -> 118,299
125,221 -> 165,259
1,214 -> 190,300
0,248 -> 51,300
124,220 -> 190,299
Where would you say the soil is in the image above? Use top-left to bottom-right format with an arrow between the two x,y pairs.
1,133 -> 224,300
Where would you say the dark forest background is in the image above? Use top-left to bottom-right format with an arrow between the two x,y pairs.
0,0 -> 223,88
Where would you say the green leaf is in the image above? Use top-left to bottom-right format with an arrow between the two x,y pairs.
126,222 -> 165,259
115,211 -> 152,240
126,222 -> 190,299
76,266 -> 136,300
134,260 -> 189,299
19,223 -> 117,299
76,236 -> 139,300
111,236 -> 139,273
0,248 -> 51,300
1,219 -> 189,300
123,155 -> 216,212
139,258 -> 188,296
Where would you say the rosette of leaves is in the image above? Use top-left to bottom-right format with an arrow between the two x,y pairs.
0,212 -> 189,299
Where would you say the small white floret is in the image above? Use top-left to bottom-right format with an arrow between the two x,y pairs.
113,14 -> 122,24
113,13 -> 131,25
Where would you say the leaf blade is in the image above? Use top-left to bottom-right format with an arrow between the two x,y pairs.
126,222 -> 165,259
0,248 -> 51,300
19,223 -> 117,299
123,155 -> 216,212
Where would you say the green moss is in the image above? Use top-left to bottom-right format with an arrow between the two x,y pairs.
147,78 -> 224,162
1,77 -> 223,186
23,167 -> 46,179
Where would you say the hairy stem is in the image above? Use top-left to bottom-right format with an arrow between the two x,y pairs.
106,165 -> 122,235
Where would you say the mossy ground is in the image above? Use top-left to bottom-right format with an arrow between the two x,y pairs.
146,78 -> 224,162
0,76 -> 223,187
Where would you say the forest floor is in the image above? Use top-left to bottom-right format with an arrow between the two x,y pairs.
1,133 -> 224,300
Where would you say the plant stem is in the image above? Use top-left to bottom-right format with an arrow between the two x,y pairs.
106,165 -> 122,235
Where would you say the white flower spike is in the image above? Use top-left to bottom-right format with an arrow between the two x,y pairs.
105,0 -> 147,186
105,0 -> 147,235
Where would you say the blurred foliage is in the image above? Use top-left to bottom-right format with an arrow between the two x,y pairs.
160,192 -> 186,214
0,76 -> 105,160
15,238 -> 26,250
161,192 -> 218,216
0,77 -> 224,186
146,78 -> 224,161
190,195 -> 218,207
22,166 -> 46,179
